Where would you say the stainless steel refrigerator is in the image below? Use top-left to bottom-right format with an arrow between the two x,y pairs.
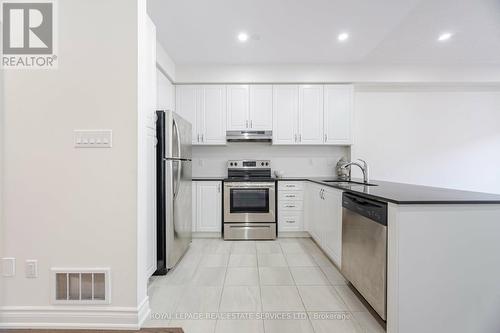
155,110 -> 192,275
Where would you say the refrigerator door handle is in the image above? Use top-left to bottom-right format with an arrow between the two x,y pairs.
173,160 -> 181,199
173,118 -> 181,158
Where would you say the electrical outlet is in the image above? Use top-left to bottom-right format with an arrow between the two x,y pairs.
1,258 -> 16,277
26,260 -> 38,278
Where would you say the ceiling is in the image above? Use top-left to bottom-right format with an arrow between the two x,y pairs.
147,0 -> 500,65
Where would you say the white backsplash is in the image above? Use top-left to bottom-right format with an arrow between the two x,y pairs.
192,144 -> 350,178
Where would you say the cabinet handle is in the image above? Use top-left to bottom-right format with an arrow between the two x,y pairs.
285,220 -> 295,223
285,194 -> 296,198
201,134 -> 204,142
218,184 -> 221,193
299,134 -> 302,142
285,205 -> 296,208
250,120 -> 253,128
197,134 -> 200,142
246,120 -> 249,128
324,134 -> 327,142
285,185 -> 295,188
294,134 -> 297,142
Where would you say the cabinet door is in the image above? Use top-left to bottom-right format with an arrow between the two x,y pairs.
200,85 -> 226,145
321,188 -> 343,267
305,183 -> 323,242
176,85 -> 200,144
324,85 -> 353,145
249,85 -> 273,130
272,85 -> 298,145
227,85 -> 249,130
196,181 -> 222,232
298,85 -> 324,145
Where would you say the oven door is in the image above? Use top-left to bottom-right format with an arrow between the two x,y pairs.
224,182 -> 276,223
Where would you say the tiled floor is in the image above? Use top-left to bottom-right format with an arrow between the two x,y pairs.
144,238 -> 385,333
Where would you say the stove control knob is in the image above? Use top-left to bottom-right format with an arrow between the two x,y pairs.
261,162 -> 265,166
265,162 -> 269,166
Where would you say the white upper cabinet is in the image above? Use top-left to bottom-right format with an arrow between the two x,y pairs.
201,85 -> 227,144
298,85 -> 324,145
176,85 -> 200,144
176,85 -> 226,145
227,85 -> 250,130
227,85 -> 273,130
324,85 -> 353,145
249,85 -> 273,130
272,85 -> 299,145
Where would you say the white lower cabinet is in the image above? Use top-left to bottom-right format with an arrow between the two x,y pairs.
278,182 -> 305,232
192,181 -> 222,233
304,182 -> 343,267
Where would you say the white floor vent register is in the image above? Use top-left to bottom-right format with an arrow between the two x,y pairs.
51,268 -> 111,304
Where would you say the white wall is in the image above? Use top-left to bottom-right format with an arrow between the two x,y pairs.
351,85 -> 500,194
156,42 -> 176,81
1,0 -> 143,328
175,64 -> 500,84
192,144 -> 349,178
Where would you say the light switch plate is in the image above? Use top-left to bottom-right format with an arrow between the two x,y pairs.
1,258 -> 16,277
74,130 -> 112,148
26,260 -> 38,278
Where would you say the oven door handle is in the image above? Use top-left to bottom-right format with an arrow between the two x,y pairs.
225,183 -> 275,188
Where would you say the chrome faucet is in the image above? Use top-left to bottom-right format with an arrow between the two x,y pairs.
341,159 -> 370,183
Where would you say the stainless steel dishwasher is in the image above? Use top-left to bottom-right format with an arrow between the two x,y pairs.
341,192 -> 388,320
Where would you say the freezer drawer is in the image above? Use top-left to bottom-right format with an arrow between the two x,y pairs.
224,223 -> 276,240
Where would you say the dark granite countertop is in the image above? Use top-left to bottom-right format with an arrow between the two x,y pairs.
285,177 -> 500,204
193,176 -> 500,204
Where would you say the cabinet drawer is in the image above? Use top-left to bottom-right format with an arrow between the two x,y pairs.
279,200 -> 304,211
278,182 -> 304,191
279,214 -> 304,232
278,191 -> 304,201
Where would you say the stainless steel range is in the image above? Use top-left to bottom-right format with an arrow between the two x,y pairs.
223,160 -> 277,240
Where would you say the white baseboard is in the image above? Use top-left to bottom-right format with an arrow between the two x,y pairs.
193,232 -> 221,238
0,297 -> 151,330
278,231 -> 311,238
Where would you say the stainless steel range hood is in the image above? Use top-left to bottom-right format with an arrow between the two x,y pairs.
226,130 -> 272,143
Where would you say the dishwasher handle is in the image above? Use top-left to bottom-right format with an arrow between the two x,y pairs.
342,192 -> 387,226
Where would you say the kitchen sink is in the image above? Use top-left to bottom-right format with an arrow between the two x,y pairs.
322,180 -> 378,186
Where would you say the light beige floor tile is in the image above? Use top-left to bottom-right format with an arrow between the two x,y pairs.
225,267 -> 259,286
231,241 -> 257,254
256,241 -> 282,254
308,312 -> 363,333
200,254 -> 229,267
228,254 -> 257,267
320,265 -> 348,285
261,286 -> 305,312
170,319 -> 217,333
162,262 -> 198,285
215,319 -> 264,333
280,242 -> 308,254
219,286 -> 262,312
290,266 -> 330,285
285,253 -> 318,267
148,285 -> 185,314
264,318 -> 314,333
258,253 -> 287,267
259,267 -> 294,285
335,285 -> 371,312
352,311 -> 386,333
310,251 -> 335,267
298,286 -> 349,311
175,286 -> 223,313
191,267 -> 227,286
205,241 -> 233,254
